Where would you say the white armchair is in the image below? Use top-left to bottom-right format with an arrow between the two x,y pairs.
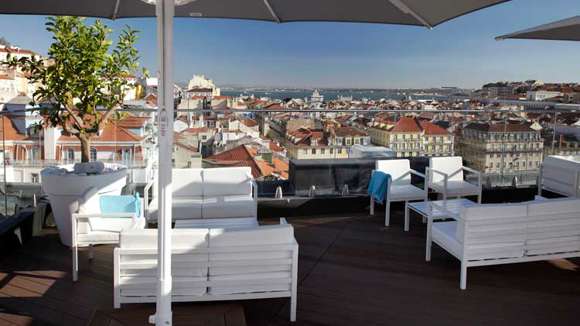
427,157 -> 482,204
71,193 -> 145,281
370,159 -> 428,228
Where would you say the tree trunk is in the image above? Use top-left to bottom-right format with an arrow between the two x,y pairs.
78,134 -> 91,163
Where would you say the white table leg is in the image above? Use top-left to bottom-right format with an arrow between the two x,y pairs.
404,202 -> 410,232
425,215 -> 433,262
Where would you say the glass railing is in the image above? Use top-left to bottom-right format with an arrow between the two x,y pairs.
0,102 -> 579,227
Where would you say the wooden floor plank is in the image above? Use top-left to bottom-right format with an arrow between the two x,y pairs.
1,211 -> 579,326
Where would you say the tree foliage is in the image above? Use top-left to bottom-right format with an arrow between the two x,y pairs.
3,17 -> 143,162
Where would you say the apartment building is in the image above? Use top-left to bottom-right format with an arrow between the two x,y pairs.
368,117 -> 454,158
285,126 -> 370,160
458,122 -> 544,174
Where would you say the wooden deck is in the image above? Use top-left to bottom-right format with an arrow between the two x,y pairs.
1,208 -> 580,326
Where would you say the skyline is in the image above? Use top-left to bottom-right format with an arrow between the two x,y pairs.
0,0 -> 579,89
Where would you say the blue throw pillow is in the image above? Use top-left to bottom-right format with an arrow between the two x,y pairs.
100,194 -> 140,216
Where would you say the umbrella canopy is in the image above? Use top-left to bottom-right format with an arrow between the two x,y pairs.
2,0 -> 509,28
496,15 -> 580,42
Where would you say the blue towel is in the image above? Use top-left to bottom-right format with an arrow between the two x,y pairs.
100,194 -> 141,217
368,171 -> 391,204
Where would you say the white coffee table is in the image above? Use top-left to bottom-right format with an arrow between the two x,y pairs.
174,217 -> 259,229
408,199 -> 477,261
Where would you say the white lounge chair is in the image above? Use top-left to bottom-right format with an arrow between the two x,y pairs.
71,194 -> 145,282
427,156 -> 482,204
370,159 -> 428,228
145,167 -> 257,221
428,198 -> 580,289
114,219 -> 298,321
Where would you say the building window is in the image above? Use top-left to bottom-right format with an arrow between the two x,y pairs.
66,148 -> 75,161
90,148 -> 98,161
321,148 -> 326,154
311,148 -> 316,155
31,173 -> 40,183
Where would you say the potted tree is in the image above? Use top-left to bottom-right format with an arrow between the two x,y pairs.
5,17 -> 144,246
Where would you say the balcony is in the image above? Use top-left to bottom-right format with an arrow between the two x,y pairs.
1,108 -> 579,325
1,190 -> 579,325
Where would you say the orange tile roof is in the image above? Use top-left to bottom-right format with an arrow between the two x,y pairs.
58,122 -> 143,142
391,117 -> 422,133
419,121 -> 449,135
206,145 -> 261,178
117,115 -> 148,129
0,116 -> 29,141
269,141 -> 285,152
206,144 -> 288,179
241,119 -> 258,127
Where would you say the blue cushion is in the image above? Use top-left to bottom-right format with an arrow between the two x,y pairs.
100,194 -> 141,216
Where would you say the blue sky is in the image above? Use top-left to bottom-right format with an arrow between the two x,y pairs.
0,0 -> 579,89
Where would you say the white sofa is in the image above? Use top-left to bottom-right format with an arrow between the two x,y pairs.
428,198 -> 580,289
427,156 -> 482,203
538,155 -> 580,197
145,167 -> 257,221
370,159 -> 428,228
113,220 -> 298,321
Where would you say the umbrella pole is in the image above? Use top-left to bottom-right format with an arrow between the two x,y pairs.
153,0 -> 174,325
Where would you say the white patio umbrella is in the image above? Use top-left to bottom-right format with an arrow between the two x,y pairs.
496,16 -> 580,41
0,1 -> 511,325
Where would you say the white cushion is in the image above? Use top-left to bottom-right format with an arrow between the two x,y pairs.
202,195 -> 256,219
430,156 -> 464,183
431,180 -> 479,197
172,168 -> 203,197
389,184 -> 426,201
376,159 -> 411,185
87,216 -> 143,233
147,197 -> 203,220
202,167 -> 253,196
432,221 -> 463,258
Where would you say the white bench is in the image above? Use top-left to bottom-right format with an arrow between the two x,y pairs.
113,220 -> 298,321
539,155 -> 580,198
145,167 -> 258,221
428,198 -> 580,289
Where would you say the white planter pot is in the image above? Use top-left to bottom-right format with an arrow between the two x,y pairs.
41,163 -> 128,247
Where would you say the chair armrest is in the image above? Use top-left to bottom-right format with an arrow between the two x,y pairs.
428,168 -> 449,182
461,166 -> 482,187
143,178 -> 156,219
409,169 -> 426,179
461,166 -> 480,175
